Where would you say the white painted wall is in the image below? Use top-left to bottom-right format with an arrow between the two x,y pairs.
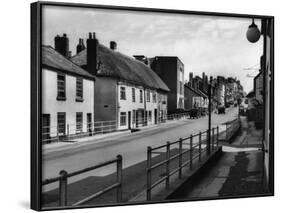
42,68 -> 94,137
117,82 -> 159,130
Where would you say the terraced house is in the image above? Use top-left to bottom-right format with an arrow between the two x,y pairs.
71,32 -> 170,132
41,37 -> 95,143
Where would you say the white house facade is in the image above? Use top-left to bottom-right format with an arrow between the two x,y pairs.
42,45 -> 95,143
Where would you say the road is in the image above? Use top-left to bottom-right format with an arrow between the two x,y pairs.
42,107 -> 239,192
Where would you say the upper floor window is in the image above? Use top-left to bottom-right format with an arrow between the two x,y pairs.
140,90 -> 143,103
179,81 -> 183,95
132,88 -> 136,102
147,90 -> 150,102
57,74 -> 66,100
76,78 -> 83,101
120,86 -> 126,100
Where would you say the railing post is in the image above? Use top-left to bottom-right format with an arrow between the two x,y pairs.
116,155 -> 122,202
190,135 -> 193,170
166,141 -> 170,189
146,146 -> 152,201
178,138 -> 183,179
217,126 -> 219,146
59,170 -> 68,206
199,132 -> 202,162
67,124 -> 69,139
212,128 -> 215,151
57,126 -> 59,142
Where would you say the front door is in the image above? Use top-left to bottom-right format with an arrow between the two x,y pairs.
87,113 -> 92,136
154,109 -> 158,124
128,111 -> 131,129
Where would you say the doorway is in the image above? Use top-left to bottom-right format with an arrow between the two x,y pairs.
87,113 -> 92,136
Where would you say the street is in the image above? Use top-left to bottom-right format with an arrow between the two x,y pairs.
42,107 -> 238,192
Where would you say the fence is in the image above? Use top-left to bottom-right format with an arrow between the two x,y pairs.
42,120 -> 117,144
42,155 -> 123,207
146,126 -> 219,201
42,111 -> 209,144
218,118 -> 240,142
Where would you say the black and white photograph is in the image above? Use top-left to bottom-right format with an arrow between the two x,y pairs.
30,1 -> 274,211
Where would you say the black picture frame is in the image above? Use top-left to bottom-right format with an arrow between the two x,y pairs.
31,1 -> 274,211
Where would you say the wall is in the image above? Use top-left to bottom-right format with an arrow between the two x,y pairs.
151,57 -> 182,113
42,68 -> 94,137
117,82 -> 159,130
94,76 -> 117,123
184,86 -> 202,110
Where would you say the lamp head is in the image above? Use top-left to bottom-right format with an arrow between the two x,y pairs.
246,18 -> 261,43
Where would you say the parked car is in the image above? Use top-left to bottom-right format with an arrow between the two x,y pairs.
190,108 -> 199,119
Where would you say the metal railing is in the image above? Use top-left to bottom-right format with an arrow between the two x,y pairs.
42,155 -> 123,207
146,126 -> 219,201
42,111 -> 210,144
42,120 -> 117,144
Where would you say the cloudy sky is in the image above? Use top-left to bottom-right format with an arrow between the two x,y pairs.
42,5 -> 263,93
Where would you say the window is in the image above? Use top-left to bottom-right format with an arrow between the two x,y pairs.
179,81 -> 183,95
76,78 -> 83,101
147,90 -> 150,102
120,112 -> 126,126
140,90 -> 143,103
76,112 -> 83,132
120,87 -> 126,100
153,92 -> 157,103
57,74 -> 66,100
132,88 -> 136,102
57,112 -> 66,134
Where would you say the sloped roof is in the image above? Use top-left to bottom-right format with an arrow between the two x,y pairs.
184,84 -> 207,98
71,44 -> 169,92
42,45 -> 94,79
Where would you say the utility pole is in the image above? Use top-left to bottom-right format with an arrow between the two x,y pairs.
208,76 -> 213,155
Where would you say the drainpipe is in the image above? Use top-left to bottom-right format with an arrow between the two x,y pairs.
144,88 -> 147,126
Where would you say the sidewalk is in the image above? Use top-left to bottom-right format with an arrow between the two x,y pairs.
168,116 -> 267,200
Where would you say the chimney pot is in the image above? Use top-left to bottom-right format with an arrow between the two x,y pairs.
110,41 -> 117,50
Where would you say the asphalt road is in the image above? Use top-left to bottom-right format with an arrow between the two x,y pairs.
42,107 -> 239,192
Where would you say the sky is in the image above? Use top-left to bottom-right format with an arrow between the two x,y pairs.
42,5 -> 263,93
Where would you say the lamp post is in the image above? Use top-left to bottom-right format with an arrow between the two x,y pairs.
207,76 -> 213,155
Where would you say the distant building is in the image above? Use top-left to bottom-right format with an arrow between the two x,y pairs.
71,33 -> 170,131
254,70 -> 264,104
184,84 -> 208,110
42,43 -> 95,143
150,56 -> 185,114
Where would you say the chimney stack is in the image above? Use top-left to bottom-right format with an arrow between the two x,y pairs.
87,32 -> 99,76
54,33 -> 70,57
110,41 -> 117,50
76,38 -> 86,54
189,72 -> 193,88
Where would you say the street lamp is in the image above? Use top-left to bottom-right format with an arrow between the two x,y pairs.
246,18 -> 261,43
